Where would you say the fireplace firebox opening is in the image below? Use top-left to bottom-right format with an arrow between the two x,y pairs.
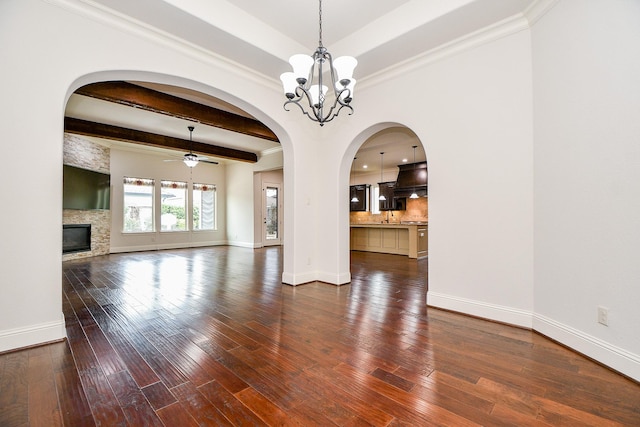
63,224 -> 91,254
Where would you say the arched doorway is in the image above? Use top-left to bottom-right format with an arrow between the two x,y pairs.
62,76 -> 284,259
347,125 -> 429,291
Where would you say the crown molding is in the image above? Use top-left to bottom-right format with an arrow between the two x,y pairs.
260,146 -> 284,157
358,12 -> 533,91
358,0 -> 560,91
43,0 -> 279,90
43,0 -> 561,107
524,0 -> 561,26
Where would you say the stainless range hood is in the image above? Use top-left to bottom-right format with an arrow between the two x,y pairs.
394,162 -> 427,198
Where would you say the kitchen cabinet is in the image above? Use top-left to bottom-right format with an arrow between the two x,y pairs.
378,181 -> 406,211
350,223 -> 427,259
417,226 -> 428,257
350,184 -> 369,211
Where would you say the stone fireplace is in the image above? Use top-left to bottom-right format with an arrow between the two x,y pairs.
63,133 -> 111,261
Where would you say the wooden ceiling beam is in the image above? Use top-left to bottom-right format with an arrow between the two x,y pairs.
64,117 -> 258,163
75,81 -> 279,142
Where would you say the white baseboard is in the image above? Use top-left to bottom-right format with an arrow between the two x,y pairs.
282,270 -> 351,286
533,313 -> 640,382
427,291 -> 533,328
427,291 -> 640,382
226,240 -> 256,249
282,270 -> 317,286
317,271 -> 351,286
0,314 -> 66,353
110,241 -> 227,253
110,244 -> 157,253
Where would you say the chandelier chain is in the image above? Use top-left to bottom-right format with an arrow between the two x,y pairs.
318,0 -> 323,47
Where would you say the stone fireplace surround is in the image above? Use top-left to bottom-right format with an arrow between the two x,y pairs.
62,134 -> 111,261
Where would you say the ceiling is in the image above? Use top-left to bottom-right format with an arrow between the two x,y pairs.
65,0 -> 537,170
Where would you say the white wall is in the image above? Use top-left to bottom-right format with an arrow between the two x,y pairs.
110,148 -> 227,252
0,0 -> 299,352
335,28 -> 536,326
226,162 -> 256,247
281,120 -> 324,285
1,0 -> 638,381
0,0 -> 68,350
532,0 -> 640,379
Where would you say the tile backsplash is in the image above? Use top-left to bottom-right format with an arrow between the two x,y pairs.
350,197 -> 428,223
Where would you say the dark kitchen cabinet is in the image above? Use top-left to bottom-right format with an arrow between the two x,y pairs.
350,184 -> 369,211
378,181 -> 405,211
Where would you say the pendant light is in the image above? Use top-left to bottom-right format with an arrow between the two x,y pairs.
409,145 -> 419,199
378,152 -> 386,201
350,157 -> 359,203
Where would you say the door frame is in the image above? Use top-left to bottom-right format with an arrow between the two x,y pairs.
262,182 -> 282,246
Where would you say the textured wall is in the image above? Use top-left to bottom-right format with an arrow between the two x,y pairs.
63,134 -> 110,174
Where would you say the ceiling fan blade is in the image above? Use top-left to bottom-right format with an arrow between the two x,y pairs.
199,159 -> 219,165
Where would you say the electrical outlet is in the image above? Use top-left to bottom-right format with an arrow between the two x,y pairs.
597,306 -> 609,326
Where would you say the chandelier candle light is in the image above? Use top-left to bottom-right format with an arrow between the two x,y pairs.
280,0 -> 357,125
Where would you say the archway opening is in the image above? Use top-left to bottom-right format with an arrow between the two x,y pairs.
62,76 -> 285,261
347,125 -> 429,295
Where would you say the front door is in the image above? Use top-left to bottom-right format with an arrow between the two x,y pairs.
263,183 -> 281,246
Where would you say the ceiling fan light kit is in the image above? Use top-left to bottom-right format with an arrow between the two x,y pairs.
184,126 -> 199,168
183,153 -> 198,168
181,126 -> 218,168
280,0 -> 357,126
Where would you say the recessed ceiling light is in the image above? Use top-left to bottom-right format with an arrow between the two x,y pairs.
363,165 -> 368,169
402,158 -> 408,163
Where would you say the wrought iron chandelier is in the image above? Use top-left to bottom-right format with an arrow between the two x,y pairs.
279,0 -> 357,126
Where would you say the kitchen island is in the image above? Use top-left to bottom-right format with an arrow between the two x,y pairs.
350,222 -> 428,259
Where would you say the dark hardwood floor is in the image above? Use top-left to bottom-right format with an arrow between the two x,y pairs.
1,246 -> 639,426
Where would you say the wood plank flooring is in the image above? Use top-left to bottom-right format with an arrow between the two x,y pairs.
1,246 -> 639,426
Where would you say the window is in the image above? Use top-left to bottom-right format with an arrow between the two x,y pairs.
372,186 -> 381,214
123,177 -> 154,232
122,178 -> 217,234
161,180 -> 187,231
193,183 -> 216,230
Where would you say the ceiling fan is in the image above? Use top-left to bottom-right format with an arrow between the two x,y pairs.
165,126 -> 219,168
